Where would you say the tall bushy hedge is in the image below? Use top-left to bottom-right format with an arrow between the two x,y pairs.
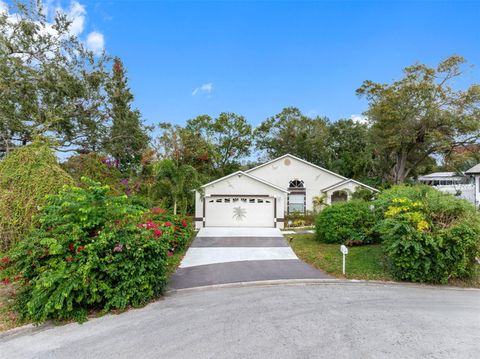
376,186 -> 480,283
0,143 -> 73,250
315,200 -> 376,244
0,179 -> 192,322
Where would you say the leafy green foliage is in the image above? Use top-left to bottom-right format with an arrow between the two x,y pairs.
153,159 -> 201,214
0,179 -> 192,322
351,187 -> 376,201
0,1 -> 111,155
377,188 -> 480,283
105,58 -> 150,172
255,107 -> 332,168
357,56 -> 480,184
315,200 -> 376,244
186,112 -> 253,176
374,184 -> 474,220
327,119 -> 373,179
0,142 -> 73,250
62,153 -> 129,195
155,123 -> 214,178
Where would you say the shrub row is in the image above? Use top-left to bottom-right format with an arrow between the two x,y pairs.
314,185 -> 480,284
0,178 -> 192,322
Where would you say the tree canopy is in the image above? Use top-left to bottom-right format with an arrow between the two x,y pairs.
357,56 -> 480,184
254,107 -> 331,167
0,1 -> 111,156
105,57 -> 150,172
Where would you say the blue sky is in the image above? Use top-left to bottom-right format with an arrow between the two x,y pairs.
6,0 -> 480,127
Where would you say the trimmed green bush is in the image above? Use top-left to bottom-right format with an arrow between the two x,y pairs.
378,190 -> 480,284
315,200 -> 376,244
0,178 -> 192,322
0,142 -> 73,250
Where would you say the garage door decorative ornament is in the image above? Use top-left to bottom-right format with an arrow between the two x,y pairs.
233,206 -> 247,221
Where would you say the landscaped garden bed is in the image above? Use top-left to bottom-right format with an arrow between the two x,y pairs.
295,184 -> 480,288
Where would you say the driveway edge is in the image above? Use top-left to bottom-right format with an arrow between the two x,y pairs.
166,278 -> 480,294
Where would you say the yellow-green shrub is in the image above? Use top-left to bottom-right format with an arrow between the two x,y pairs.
0,142 -> 73,250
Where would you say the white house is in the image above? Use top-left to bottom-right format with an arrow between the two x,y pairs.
194,154 -> 378,229
465,163 -> 480,207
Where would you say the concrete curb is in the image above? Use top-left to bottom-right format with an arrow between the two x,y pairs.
166,278 -> 480,295
0,321 -> 55,341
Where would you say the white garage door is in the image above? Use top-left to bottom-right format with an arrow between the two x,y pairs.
205,196 -> 274,227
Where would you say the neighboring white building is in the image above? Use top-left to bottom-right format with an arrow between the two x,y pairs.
465,164 -> 480,207
417,170 -> 479,206
194,154 -> 378,229
417,172 -> 470,186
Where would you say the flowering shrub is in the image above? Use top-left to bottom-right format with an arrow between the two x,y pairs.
379,192 -> 480,283
315,200 -> 376,244
0,178 -> 192,322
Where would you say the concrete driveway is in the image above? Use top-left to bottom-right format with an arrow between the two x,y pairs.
169,227 -> 329,289
1,282 -> 479,359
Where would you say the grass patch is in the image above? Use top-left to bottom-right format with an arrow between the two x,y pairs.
289,234 -> 480,287
288,233 -> 391,280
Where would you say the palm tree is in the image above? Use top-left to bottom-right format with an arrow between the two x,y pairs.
154,159 -> 200,214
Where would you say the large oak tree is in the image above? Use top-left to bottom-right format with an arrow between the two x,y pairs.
357,56 -> 480,184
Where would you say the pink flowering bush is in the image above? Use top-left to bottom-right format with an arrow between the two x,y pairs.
0,178 -> 192,322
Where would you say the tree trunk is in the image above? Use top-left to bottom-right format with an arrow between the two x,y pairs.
173,200 -> 177,215
392,150 -> 409,184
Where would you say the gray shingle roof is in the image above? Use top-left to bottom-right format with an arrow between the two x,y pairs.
465,163 -> 480,174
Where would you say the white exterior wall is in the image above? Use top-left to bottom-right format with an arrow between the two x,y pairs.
476,175 -> 480,207
194,191 -> 203,229
247,156 -> 344,212
194,173 -> 286,229
435,184 -> 476,205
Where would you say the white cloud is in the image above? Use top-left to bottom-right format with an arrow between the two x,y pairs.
64,1 -> 86,36
86,31 -> 104,55
1,1 -> 105,56
192,82 -> 213,96
0,1 -> 8,13
350,114 -> 368,125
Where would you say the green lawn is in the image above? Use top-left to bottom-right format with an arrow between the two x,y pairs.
289,233 -> 480,288
289,233 -> 391,280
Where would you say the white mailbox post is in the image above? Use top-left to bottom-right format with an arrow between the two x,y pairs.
340,245 -> 348,275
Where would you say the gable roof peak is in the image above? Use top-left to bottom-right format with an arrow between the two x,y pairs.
246,153 -> 347,180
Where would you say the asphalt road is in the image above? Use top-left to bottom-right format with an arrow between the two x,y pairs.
1,282 -> 479,359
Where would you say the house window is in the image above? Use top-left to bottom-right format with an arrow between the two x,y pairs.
289,179 -> 304,188
288,194 -> 305,213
